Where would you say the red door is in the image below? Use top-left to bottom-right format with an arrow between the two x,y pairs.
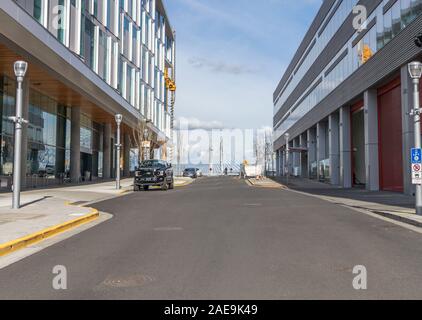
378,78 -> 403,192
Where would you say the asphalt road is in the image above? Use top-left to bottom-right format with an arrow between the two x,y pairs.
1,177 -> 422,299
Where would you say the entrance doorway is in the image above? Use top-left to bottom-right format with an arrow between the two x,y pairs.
80,152 -> 93,182
351,102 -> 365,187
378,78 -> 403,192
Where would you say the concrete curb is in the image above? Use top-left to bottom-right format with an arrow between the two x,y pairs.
0,208 -> 99,257
174,178 -> 194,188
282,187 -> 422,230
175,181 -> 192,187
247,178 -> 287,189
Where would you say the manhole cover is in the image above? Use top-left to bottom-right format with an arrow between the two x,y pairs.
101,274 -> 156,288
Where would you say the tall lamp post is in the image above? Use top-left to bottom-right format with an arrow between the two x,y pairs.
143,128 -> 149,161
115,114 -> 122,190
285,133 -> 290,185
408,61 -> 422,215
10,61 -> 28,209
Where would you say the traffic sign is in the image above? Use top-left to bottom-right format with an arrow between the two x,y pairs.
413,172 -> 422,185
412,148 -> 422,164
411,149 -> 422,184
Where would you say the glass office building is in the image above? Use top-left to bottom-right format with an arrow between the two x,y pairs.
0,0 -> 175,189
274,0 -> 422,195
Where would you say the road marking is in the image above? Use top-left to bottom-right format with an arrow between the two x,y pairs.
154,227 -> 183,231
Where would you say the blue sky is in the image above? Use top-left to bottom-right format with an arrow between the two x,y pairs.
165,0 -> 322,130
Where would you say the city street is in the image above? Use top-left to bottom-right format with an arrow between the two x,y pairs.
0,177 -> 422,299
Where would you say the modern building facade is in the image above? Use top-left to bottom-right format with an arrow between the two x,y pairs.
0,0 -> 176,189
274,0 -> 422,194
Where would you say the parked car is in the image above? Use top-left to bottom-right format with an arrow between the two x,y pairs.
195,168 -> 203,177
183,168 -> 198,178
134,160 -> 174,191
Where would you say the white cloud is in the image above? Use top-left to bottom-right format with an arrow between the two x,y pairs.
167,0 -> 321,130
174,116 -> 225,130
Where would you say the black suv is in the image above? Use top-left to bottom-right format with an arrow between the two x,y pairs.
134,160 -> 174,191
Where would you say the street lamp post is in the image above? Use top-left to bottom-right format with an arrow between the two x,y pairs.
408,61 -> 422,215
285,133 -> 290,186
10,61 -> 28,209
143,128 -> 149,161
115,114 -> 123,190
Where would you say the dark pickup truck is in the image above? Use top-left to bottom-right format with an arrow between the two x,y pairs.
134,160 -> 174,191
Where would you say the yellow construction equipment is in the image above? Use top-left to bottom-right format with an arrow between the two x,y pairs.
165,69 -> 176,92
361,44 -> 373,64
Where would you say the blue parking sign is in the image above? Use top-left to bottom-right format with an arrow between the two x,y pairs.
412,148 -> 422,164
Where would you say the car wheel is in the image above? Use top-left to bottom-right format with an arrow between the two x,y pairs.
143,186 -> 149,191
161,182 -> 169,191
133,185 -> 139,192
169,181 -> 174,190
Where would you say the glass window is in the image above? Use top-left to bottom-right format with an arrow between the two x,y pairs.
80,126 -> 92,150
33,0 -> 43,22
57,0 -> 66,44
83,17 -> 95,69
392,1 -> 401,37
118,56 -> 124,93
384,9 -> 393,45
413,0 -> 422,17
126,64 -> 133,103
123,16 -> 130,57
132,25 -> 138,63
98,30 -> 107,80
401,0 -> 412,27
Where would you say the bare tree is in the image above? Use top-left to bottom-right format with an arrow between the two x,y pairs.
131,119 -> 153,163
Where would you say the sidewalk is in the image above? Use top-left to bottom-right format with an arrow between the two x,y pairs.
0,176 -> 195,257
270,176 -> 422,228
0,179 -> 134,257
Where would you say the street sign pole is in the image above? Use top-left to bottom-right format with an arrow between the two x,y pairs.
285,133 -> 290,186
115,114 -> 122,190
409,62 -> 422,215
11,61 -> 28,209
413,91 -> 422,216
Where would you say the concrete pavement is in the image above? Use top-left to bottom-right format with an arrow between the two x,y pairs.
272,176 -> 422,228
0,177 -> 193,259
0,179 -> 135,259
0,177 -> 422,299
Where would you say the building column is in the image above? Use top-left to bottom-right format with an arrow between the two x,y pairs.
276,149 -> 280,176
299,133 -> 307,178
307,128 -> 316,178
103,123 -> 112,179
316,122 -> 327,179
288,140 -> 293,175
70,106 -> 81,183
123,132 -> 131,177
340,105 -> 352,188
401,65 -> 416,195
281,150 -> 285,176
294,137 -> 301,176
20,79 -> 29,187
364,89 -> 380,191
329,112 -> 340,185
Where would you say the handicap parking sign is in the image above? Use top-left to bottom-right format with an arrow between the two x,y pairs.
412,148 -> 422,164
